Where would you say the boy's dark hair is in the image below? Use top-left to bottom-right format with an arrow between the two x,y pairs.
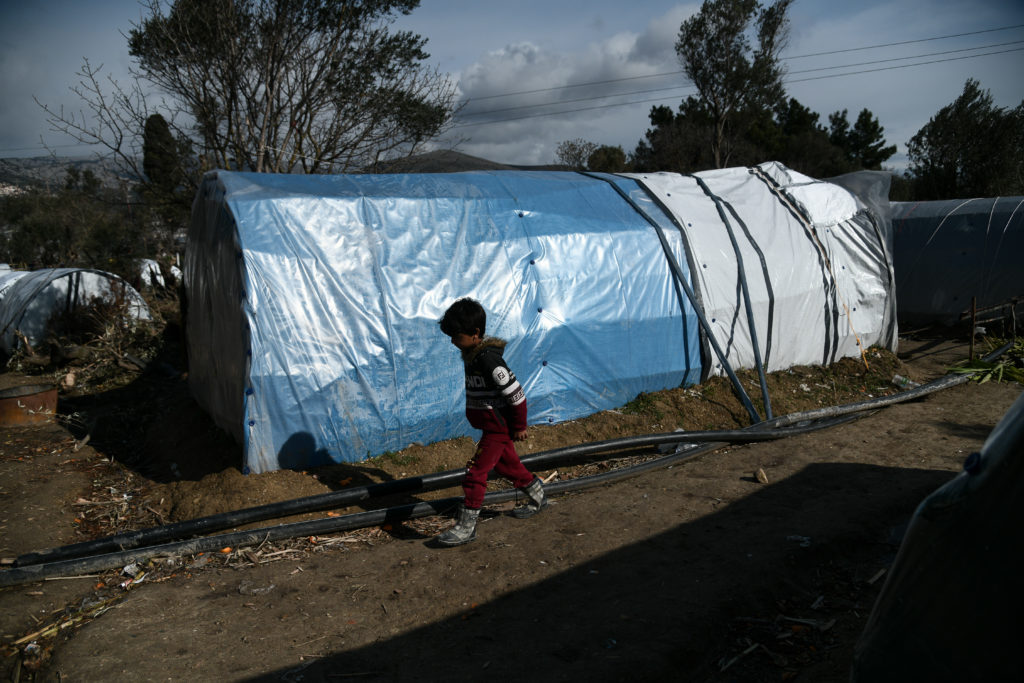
439,297 -> 486,336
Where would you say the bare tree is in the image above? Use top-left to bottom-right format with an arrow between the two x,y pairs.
555,138 -> 599,170
39,0 -> 459,182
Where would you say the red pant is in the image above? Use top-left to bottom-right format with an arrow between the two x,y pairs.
462,431 -> 534,509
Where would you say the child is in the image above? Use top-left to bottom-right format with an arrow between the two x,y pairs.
436,297 -> 548,546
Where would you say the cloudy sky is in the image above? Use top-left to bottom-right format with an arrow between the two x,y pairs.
1,0 -> 1022,171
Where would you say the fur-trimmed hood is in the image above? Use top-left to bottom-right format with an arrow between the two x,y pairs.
462,336 -> 506,363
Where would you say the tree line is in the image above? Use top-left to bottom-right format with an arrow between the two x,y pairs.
559,0 -> 1023,204
2,0 -> 1022,283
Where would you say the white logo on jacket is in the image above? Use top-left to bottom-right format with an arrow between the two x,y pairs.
492,367 -> 509,385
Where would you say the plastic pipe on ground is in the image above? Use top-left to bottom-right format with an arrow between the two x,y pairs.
0,413 -> 866,587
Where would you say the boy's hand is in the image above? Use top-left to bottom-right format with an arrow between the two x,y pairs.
512,429 -> 528,442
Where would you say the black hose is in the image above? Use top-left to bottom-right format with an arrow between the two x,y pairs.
765,340 -> 1012,428
582,171 -> 762,423
1,413 -> 869,587
14,414 -> 875,568
14,469 -> 467,567
690,174 -> 774,421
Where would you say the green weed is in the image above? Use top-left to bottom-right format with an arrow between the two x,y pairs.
948,337 -> 1024,384
622,392 -> 664,419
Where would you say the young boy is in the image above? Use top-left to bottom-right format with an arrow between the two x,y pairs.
436,297 -> 548,546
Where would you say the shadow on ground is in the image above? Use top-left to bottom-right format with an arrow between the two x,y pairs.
248,461 -> 956,683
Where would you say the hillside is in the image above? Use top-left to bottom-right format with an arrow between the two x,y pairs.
0,149 -> 567,197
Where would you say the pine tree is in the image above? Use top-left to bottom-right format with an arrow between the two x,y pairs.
907,79 -> 1024,199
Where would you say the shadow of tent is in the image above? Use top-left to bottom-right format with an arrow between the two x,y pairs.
851,392 -> 1024,683
242,461 -> 956,682
57,371 -> 239,483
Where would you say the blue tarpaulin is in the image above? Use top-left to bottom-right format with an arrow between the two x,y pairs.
185,164 -> 896,473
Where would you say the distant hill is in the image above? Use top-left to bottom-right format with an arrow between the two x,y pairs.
0,149 -> 569,193
366,149 -> 569,173
0,155 -> 137,190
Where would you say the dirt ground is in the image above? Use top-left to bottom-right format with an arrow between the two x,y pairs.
0,310 -> 1021,682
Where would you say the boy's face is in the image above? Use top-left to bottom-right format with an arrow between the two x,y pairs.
449,331 -> 481,352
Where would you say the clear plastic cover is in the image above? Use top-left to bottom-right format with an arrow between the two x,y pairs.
891,197 -> 1024,326
0,268 -> 152,355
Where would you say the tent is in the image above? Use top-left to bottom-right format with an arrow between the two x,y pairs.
891,197 -> 1024,326
851,390 -> 1024,682
0,267 -> 152,356
184,162 -> 897,473
136,258 -> 183,290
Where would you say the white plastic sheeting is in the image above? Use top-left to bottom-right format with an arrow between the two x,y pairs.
0,268 -> 28,302
136,259 -> 184,289
625,162 -> 898,377
0,268 -> 152,355
891,197 -> 1024,326
185,163 -> 897,473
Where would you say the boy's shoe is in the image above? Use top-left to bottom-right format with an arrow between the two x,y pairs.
436,505 -> 480,546
512,477 -> 548,519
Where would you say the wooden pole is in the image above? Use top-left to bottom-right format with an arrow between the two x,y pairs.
970,296 -> 977,361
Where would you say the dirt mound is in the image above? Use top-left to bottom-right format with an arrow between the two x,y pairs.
132,346 -> 904,525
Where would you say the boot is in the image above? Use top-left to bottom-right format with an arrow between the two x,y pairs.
436,505 -> 479,546
512,477 -> 548,519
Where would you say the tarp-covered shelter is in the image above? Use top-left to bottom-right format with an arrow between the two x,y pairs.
0,267 -> 152,356
185,162 -> 897,473
852,390 -> 1024,682
891,197 -> 1024,326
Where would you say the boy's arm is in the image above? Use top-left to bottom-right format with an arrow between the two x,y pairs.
497,370 -> 527,433
501,371 -> 526,430
481,352 -> 528,433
